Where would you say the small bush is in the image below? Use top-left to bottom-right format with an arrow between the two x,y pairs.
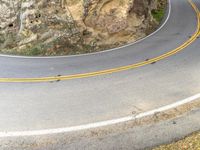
152,9 -> 164,22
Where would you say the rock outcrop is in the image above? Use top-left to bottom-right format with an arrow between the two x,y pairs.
0,0 -> 166,55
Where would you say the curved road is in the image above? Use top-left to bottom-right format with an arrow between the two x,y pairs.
0,0 -> 200,139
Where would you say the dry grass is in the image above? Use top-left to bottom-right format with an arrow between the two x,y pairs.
154,132 -> 200,150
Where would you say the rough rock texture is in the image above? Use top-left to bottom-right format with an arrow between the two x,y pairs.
0,0 -> 165,56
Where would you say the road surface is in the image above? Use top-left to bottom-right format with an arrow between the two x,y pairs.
0,0 -> 200,149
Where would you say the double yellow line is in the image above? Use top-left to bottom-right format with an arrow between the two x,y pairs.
0,0 -> 200,83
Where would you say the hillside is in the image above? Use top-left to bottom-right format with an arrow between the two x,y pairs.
0,0 -> 166,56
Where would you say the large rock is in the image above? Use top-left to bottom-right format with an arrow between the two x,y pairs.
0,0 -> 163,55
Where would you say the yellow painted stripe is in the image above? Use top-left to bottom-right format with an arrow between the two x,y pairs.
0,0 -> 199,83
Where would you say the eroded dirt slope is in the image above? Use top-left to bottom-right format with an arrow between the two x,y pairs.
0,0 -> 166,56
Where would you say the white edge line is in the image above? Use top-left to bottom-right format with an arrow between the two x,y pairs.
0,93 -> 199,138
0,0 -> 171,59
0,0 -> 197,138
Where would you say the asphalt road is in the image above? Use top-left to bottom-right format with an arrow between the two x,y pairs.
1,107 -> 199,150
0,0 -> 200,148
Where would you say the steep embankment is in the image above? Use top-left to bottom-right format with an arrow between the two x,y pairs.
0,0 -> 166,56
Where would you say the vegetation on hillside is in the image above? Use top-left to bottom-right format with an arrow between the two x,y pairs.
154,132 -> 200,150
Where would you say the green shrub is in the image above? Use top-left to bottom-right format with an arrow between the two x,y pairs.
152,9 -> 164,22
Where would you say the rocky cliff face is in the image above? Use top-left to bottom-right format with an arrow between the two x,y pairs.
0,0 -> 165,55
